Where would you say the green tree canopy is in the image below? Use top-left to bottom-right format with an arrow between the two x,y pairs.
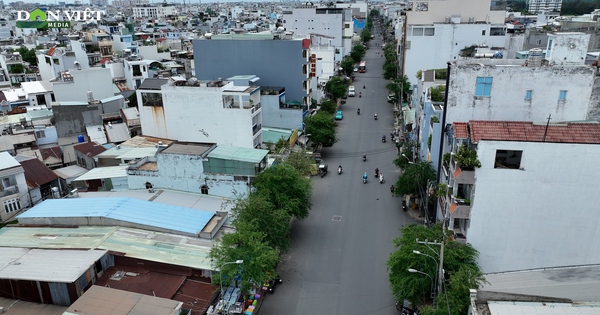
393,160 -> 436,197
350,44 -> 366,63
387,223 -> 487,312
304,111 -> 337,147
319,98 -> 337,115
253,164 -> 312,220
9,64 -> 24,74
232,193 -> 292,252
340,57 -> 355,77
361,29 -> 372,43
283,151 -> 314,177
17,46 -> 37,66
209,221 -> 280,293
324,76 -> 347,100
393,141 -> 417,169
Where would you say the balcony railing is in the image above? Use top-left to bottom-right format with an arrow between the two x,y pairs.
447,194 -> 471,219
449,156 -> 475,184
252,123 -> 262,136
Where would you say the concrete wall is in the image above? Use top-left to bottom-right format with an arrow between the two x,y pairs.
193,39 -> 308,104
53,101 -> 123,138
261,94 -> 303,130
406,0 -> 505,25
405,23 -> 507,84
468,140 -> 600,273
52,68 -> 115,102
35,126 -> 58,146
446,63 -> 596,124
283,8 -> 344,47
138,84 -> 261,148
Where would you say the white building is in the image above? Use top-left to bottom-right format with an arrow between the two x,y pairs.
52,67 -> 116,103
36,41 -> 90,82
441,120 -> 600,274
282,6 -> 351,58
136,77 -> 263,148
123,59 -> 161,90
0,151 -> 29,223
132,5 -> 177,18
528,0 -> 563,13
309,42 -> 336,101
402,0 -> 506,84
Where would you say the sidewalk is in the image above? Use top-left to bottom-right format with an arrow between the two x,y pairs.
400,196 -> 426,224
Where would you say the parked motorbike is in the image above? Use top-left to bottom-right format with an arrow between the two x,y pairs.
338,166 -> 342,175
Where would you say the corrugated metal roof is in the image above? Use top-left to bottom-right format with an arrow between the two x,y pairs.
115,147 -> 157,159
74,141 -> 107,157
0,248 -> 107,282
74,165 -> 128,180
85,125 -> 108,145
63,285 -> 183,315
0,151 -> 20,170
161,142 -> 214,156
17,197 -> 215,236
121,107 -> 139,120
17,156 -> 59,187
0,226 -> 213,270
53,165 -> 89,179
138,78 -> 168,90
262,128 -> 292,144
105,122 -> 131,143
208,144 -> 269,163
100,95 -> 125,103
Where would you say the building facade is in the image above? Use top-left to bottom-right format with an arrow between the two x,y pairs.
528,0 -> 563,13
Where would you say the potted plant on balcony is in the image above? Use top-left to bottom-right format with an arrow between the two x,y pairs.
454,145 -> 481,170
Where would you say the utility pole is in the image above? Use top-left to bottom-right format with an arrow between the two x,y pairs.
416,238 -> 444,298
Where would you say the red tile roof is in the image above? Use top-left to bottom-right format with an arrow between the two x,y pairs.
19,157 -> 59,187
45,46 -> 56,56
74,142 -> 107,157
453,122 -> 469,139
466,121 -> 600,144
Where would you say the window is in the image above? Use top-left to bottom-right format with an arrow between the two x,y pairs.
141,92 -> 163,107
201,185 -> 209,195
525,90 -> 532,101
475,77 -> 493,97
482,30 -> 486,36
35,130 -> 46,138
4,198 -> 21,214
494,150 -> 522,169
412,27 -> 424,36
559,90 -> 567,101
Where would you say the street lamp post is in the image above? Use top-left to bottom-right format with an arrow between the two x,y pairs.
408,268 -> 434,298
413,250 -> 438,297
219,260 -> 244,309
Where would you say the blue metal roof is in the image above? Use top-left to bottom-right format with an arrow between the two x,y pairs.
17,198 -> 214,235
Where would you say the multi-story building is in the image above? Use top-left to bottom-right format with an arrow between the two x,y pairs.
400,0 -> 506,84
112,0 -> 149,6
282,5 -> 351,58
136,76 -> 263,148
0,151 -> 29,223
418,32 -> 599,190
0,52 -> 36,85
440,120 -> 600,273
193,36 -> 312,106
260,86 -> 305,130
132,5 -> 177,18
36,41 -> 90,82
309,40 -> 337,101
528,0 -> 563,13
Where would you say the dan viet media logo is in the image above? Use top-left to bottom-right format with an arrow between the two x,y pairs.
16,8 -> 104,29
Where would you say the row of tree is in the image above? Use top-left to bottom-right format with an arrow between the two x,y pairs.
209,162 -> 312,294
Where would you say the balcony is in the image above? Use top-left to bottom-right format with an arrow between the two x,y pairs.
449,156 -> 475,185
448,195 -> 471,219
252,123 -> 262,136
0,186 -> 19,198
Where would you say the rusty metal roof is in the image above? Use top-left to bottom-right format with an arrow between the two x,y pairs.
74,141 -> 107,157
17,156 -> 59,187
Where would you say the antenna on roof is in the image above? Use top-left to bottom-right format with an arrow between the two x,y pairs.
542,114 -> 551,142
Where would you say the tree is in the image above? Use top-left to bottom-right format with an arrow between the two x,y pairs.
393,160 -> 436,197
387,223 -> 487,312
253,164 -> 312,220
454,145 -> 481,170
319,98 -> 337,115
283,151 -> 314,177
350,44 -> 366,63
304,111 -> 336,147
361,29 -> 372,43
393,142 -> 417,169
340,57 -> 355,77
9,64 -> 24,74
127,92 -> 138,108
232,194 -> 292,252
324,76 -> 347,100
17,46 -> 37,66
209,221 -> 280,294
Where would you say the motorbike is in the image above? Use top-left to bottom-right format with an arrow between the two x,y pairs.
374,114 -> 378,120
337,166 -> 342,175
382,135 -> 386,143
363,84 -> 366,89
375,168 -> 379,178
391,135 -> 395,142
402,200 -> 407,212
362,173 -> 368,184
357,108 -> 361,115
363,154 -> 367,162
379,174 -> 384,184
359,92 -> 361,98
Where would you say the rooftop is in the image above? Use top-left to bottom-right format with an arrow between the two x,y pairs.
63,285 -> 182,315
0,151 -> 22,170
138,78 -> 169,90
0,297 -> 67,315
16,156 -> 59,188
16,197 -> 215,236
0,248 -> 107,282
208,144 -> 269,163
74,165 -> 128,180
463,121 -> 600,144
53,164 -> 88,180
119,135 -> 175,148
0,226 -> 214,270
161,142 -> 215,156
74,141 -> 107,157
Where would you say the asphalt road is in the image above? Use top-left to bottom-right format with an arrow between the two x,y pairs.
259,34 -> 417,314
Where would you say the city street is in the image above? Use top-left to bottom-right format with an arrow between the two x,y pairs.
260,33 -> 417,315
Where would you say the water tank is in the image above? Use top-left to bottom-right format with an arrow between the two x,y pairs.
528,48 -> 543,67
77,135 -> 85,143
51,187 -> 60,199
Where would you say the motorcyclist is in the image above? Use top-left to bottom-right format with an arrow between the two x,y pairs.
357,108 -> 361,115
382,135 -> 386,142
363,84 -> 366,89
374,113 -> 378,120
379,173 -> 384,183
363,172 -> 368,181
375,168 -> 379,177
359,92 -> 361,98
363,153 -> 367,161
338,165 -> 342,174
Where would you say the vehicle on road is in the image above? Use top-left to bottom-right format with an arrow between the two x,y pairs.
358,61 -> 366,73
353,67 -> 358,72
262,277 -> 283,293
348,86 -> 356,97
335,110 -> 343,120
